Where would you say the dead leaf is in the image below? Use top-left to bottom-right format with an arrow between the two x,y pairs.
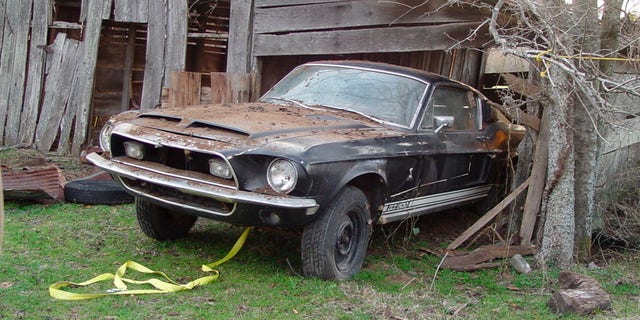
0,282 -> 14,289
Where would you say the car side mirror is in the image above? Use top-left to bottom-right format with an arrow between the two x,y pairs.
434,115 -> 454,133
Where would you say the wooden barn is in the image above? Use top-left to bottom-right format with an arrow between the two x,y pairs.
0,0 -> 494,156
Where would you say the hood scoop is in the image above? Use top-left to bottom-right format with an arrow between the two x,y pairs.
187,120 -> 251,136
138,113 -> 182,122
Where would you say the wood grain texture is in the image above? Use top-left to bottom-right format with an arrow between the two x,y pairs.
254,0 -> 487,34
140,0 -> 167,109
20,0 -> 51,145
163,0 -> 187,87
114,0 -> 149,22
1,0 -> 32,145
71,0 -> 104,155
227,0 -> 253,73
254,22 -> 488,56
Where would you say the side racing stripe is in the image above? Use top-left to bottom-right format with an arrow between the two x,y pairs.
380,185 -> 491,223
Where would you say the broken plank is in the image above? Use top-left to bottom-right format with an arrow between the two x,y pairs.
441,244 -> 538,270
168,72 -> 202,107
253,22 -> 489,56
448,176 -> 532,250
254,0 -> 487,34
210,72 -> 254,104
1,165 -> 67,201
35,34 -> 80,151
20,0 -> 51,145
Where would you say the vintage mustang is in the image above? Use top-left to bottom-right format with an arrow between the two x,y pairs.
87,61 -> 524,280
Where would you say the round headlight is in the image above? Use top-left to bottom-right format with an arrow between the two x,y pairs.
267,159 -> 298,194
99,120 -> 115,152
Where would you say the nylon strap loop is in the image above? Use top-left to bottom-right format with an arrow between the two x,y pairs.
49,227 -> 251,300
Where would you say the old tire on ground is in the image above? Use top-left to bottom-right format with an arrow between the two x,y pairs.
301,186 -> 371,280
136,198 -> 197,240
64,179 -> 134,205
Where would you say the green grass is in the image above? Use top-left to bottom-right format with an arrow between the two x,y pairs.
1,201 -> 640,319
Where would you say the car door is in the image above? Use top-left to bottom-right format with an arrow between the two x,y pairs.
417,85 -> 492,195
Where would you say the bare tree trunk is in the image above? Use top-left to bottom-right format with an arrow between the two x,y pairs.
572,0 -> 600,262
538,69 -> 576,267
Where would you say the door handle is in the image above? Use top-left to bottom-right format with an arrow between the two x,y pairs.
476,135 -> 490,142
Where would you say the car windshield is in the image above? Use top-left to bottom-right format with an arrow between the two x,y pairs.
261,64 -> 428,128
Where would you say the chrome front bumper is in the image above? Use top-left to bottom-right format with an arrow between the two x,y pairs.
85,153 -> 319,217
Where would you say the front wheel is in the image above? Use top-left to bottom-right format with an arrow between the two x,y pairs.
301,186 -> 371,280
136,198 -> 197,240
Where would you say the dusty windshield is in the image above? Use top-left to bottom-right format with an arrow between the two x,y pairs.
261,64 -> 428,128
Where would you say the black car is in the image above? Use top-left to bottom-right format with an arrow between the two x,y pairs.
87,61 -> 525,280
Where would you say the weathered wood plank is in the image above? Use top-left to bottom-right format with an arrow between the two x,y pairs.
254,0 -> 487,34
140,0 -> 167,109
163,0 -> 187,87
448,176 -> 532,250
168,72 -> 202,107
0,0 -> 6,62
0,0 -> 14,144
114,0 -> 148,23
71,0 -> 104,155
102,0 -> 112,19
519,112 -> 549,245
3,0 -> 32,145
254,22 -> 489,56
227,0 -> 253,73
121,26 -> 136,111
255,0 -> 341,7
210,72 -> 254,104
20,0 -> 51,145
57,52 -> 83,155
35,34 -> 80,151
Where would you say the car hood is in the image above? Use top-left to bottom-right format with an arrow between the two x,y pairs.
112,102 -> 401,153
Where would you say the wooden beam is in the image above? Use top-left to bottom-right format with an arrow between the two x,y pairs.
227,0 -> 254,73
71,0 -> 104,156
2,0 -> 32,145
20,0 -> 51,145
254,0 -> 487,34
121,26 -> 136,112
253,22 -> 489,56
519,110 -> 550,245
447,176 -> 532,250
140,0 -> 166,109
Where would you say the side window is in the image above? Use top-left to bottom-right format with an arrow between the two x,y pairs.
422,86 -> 478,131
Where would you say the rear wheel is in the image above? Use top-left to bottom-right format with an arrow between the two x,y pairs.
136,198 -> 197,240
301,186 -> 371,280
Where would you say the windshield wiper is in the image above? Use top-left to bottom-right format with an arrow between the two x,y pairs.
261,97 -> 313,109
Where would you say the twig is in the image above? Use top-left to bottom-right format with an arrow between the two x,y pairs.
430,252 -> 448,292
285,258 -> 302,277
448,302 -> 469,319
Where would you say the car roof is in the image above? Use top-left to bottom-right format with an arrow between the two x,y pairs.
304,60 -> 470,87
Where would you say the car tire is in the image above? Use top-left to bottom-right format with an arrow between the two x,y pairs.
136,198 -> 197,240
64,179 -> 134,205
301,186 -> 371,280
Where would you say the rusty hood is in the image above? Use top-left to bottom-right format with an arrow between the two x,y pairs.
112,102 -> 400,153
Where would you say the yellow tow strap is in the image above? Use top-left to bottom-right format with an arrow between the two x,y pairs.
49,227 -> 252,300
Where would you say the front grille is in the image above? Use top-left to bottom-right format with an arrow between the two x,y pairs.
111,134 -> 236,188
